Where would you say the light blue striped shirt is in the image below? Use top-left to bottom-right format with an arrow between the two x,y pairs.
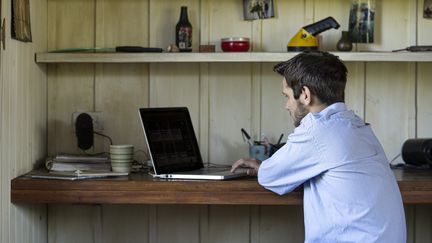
258,103 -> 406,243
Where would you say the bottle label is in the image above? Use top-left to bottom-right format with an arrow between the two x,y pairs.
178,27 -> 192,49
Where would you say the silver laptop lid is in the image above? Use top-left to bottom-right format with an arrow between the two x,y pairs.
138,107 -> 204,175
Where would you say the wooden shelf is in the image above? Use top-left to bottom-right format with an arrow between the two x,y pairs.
11,168 -> 432,205
35,52 -> 432,63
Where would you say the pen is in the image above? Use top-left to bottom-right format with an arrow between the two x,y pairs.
277,133 -> 284,145
241,128 -> 254,146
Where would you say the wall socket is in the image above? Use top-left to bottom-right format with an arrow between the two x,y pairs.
72,112 -> 104,132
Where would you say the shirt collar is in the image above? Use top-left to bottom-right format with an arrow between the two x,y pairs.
301,102 -> 348,124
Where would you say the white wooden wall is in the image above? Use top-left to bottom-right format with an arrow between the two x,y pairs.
0,0 -> 48,242
44,0 -> 432,243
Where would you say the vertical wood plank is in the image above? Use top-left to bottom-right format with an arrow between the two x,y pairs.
365,63 -> 415,164
1,0 -> 48,242
258,206 -> 304,243
101,205 -> 150,243
417,63 -> 432,138
209,63 -> 252,163
149,63 -> 200,132
345,62 -> 365,118
47,0 -> 96,155
156,205 -> 200,243
207,206 -> 250,243
414,205 -> 432,243
48,205 -> 101,243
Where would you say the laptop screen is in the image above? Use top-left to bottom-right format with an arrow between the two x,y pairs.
139,107 -> 204,174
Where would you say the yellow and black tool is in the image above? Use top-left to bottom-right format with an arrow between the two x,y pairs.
287,17 -> 340,52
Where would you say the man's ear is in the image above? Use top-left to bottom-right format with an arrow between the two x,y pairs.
299,86 -> 312,106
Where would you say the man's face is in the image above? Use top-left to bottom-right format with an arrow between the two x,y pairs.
282,79 -> 309,127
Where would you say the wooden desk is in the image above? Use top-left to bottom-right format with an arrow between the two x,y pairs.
11,168 -> 432,205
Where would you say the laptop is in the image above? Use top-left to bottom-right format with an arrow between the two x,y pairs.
138,107 -> 248,180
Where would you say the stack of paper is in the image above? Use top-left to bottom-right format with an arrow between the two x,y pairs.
45,153 -> 111,172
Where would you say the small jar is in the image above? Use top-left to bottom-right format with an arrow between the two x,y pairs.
336,31 -> 353,51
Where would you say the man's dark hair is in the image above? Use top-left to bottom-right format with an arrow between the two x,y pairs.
273,51 -> 347,105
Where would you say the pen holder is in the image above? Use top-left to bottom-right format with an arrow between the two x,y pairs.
249,144 -> 269,161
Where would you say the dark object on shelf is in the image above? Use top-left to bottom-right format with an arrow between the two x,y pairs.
199,44 -> 215,52
287,16 -> 340,52
392,45 -> 432,52
336,31 -> 353,51
75,113 -> 94,150
402,138 -> 432,166
176,6 -> 192,52
115,46 -> 163,53
221,37 -> 250,52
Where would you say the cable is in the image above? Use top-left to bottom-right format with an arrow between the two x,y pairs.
94,131 -> 113,145
389,153 -> 401,164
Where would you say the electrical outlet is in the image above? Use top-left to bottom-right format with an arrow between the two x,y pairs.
72,112 -> 104,132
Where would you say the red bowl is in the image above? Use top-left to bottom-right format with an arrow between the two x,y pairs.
221,37 -> 250,52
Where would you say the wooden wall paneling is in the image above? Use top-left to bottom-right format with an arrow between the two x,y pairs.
47,0 -> 95,50
365,63 -> 415,164
313,0 -> 352,51
199,1 -> 211,162
260,63 -> 292,145
199,63 -> 210,162
101,205 -> 150,243
345,62 -> 365,118
47,64 -> 95,155
207,205 -> 251,243
358,0 -> 410,51
1,0 -> 48,241
94,64 -> 149,159
148,63 -> 200,135
206,0 -> 253,163
416,62 -> 432,243
417,63 -> 432,138
258,206 -> 304,243
48,205 -> 101,243
155,205 -> 200,243
95,0 -> 149,48
94,0 -> 150,161
208,63 -> 253,163
147,3 -> 201,243
414,205 -> 432,243
261,0 -> 306,52
47,0 -> 96,155
404,205 -> 415,243
47,1 -> 97,240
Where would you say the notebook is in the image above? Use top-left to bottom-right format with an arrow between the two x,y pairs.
138,107 -> 248,180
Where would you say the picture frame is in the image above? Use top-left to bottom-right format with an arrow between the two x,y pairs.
243,0 -> 275,20
424,0 -> 432,18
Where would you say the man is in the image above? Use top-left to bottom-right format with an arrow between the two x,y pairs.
231,51 -> 406,242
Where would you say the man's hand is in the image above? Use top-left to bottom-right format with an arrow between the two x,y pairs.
231,158 -> 262,176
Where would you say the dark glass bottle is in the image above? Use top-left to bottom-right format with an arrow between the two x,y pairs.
336,31 -> 353,51
176,6 -> 192,52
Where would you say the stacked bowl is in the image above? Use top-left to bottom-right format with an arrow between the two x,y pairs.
110,145 -> 134,173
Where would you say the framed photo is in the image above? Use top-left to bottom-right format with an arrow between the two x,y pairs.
424,0 -> 432,18
243,0 -> 274,20
12,0 -> 32,42
348,1 -> 375,43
